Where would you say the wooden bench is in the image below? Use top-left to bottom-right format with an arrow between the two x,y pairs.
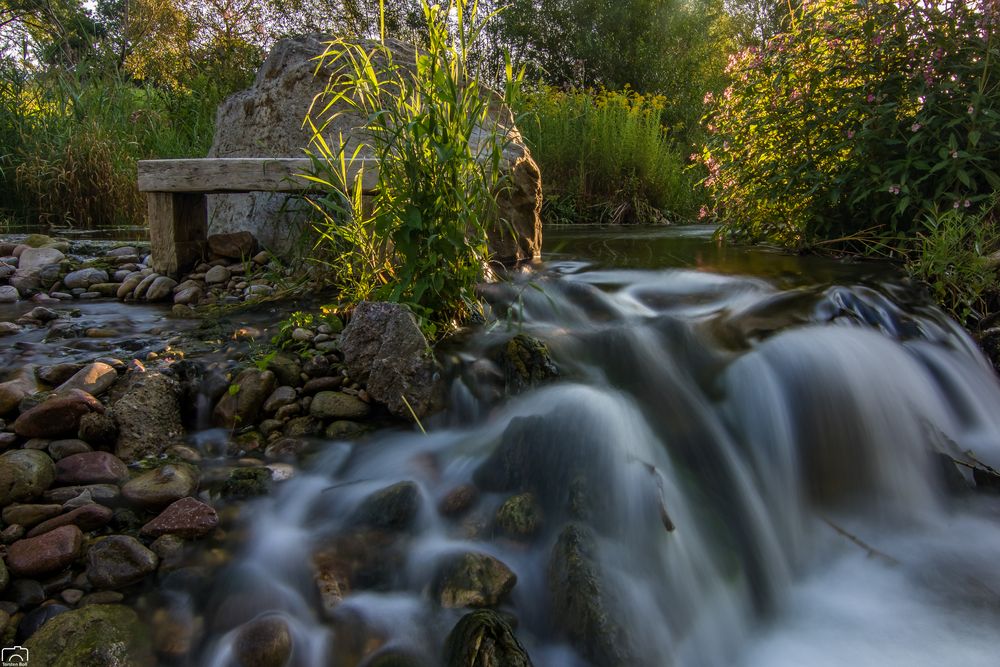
137,158 -> 378,275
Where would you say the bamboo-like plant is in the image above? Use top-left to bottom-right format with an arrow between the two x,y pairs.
303,0 -> 524,335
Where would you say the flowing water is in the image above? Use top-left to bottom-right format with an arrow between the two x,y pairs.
196,225 -> 1000,666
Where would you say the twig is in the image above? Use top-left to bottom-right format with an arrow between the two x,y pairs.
401,394 -> 426,435
821,517 -> 900,566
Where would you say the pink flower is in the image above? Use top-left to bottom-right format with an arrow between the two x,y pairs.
846,130 -> 855,139
703,91 -> 714,105
866,93 -> 876,103
698,206 -> 710,219
873,35 -> 883,47
911,123 -> 921,132
888,185 -> 901,195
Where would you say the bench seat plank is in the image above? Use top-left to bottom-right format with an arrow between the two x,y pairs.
137,157 -> 379,193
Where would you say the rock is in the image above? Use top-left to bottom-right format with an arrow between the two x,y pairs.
265,353 -> 302,387
443,609 -> 534,667
206,36 -> 541,262
151,605 -> 200,658
0,366 -> 37,415
302,375 -> 343,394
6,525 -> 83,577
495,334 -> 558,394
22,233 -> 54,247
26,503 -> 113,538
324,420 -> 368,440
88,282 -> 122,297
548,524 -> 634,667
309,391 -> 371,420
220,467 -> 271,499
117,273 -> 144,299
204,265 -> 230,284
263,385 -> 297,413
55,451 -> 129,485
0,555 -> 6,592
0,449 -> 56,505
48,438 -> 92,459
150,534 -> 186,571
9,577 -> 43,607
0,284 -> 19,302
23,604 -> 153,666
86,535 -> 159,589
133,272 -> 160,299
263,437 -> 309,459
77,411 -> 118,447
2,503 -> 62,528
173,285 -> 202,305
13,389 -> 103,439
0,321 -> 20,336
340,301 -> 444,419
37,362 -> 84,386
439,484 -> 479,518
232,615 -> 292,667
43,483 -> 120,505
16,246 -> 65,272
282,415 -> 322,438
208,231 -> 258,259
495,493 -> 542,539
121,464 -> 199,509
214,369 -> 276,429
63,268 -> 108,289
144,276 -> 178,301
112,369 -> 184,461
350,481 -> 420,532
434,552 -> 518,608
140,497 -> 219,538
16,603 -> 70,643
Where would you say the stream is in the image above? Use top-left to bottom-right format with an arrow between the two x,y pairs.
183,225 -> 1000,666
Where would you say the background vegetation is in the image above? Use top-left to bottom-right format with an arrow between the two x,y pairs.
3,0 -> 999,322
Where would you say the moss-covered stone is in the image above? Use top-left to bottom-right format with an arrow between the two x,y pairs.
496,334 -> 558,394
444,609 -> 533,667
495,492 -> 543,539
23,604 -> 154,667
220,467 -> 271,499
548,523 -> 635,667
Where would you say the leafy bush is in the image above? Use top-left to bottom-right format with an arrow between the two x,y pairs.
908,201 -> 999,322
520,87 -> 701,224
700,0 -> 1000,251
304,0 -> 523,333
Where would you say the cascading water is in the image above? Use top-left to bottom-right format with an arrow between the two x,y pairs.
192,226 -> 1000,666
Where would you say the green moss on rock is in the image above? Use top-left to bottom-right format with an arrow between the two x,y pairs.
23,604 -> 153,667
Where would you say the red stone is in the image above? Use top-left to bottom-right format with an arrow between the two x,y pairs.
55,451 -> 128,484
27,503 -> 114,538
13,389 -> 104,438
6,524 -> 83,577
140,497 -> 219,538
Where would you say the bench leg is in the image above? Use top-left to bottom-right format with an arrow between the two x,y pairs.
148,192 -> 207,277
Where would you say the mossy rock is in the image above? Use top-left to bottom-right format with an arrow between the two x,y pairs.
23,234 -> 55,248
444,609 -> 533,667
495,334 -> 558,394
23,604 -> 153,667
495,492 -> 543,539
221,467 -> 271,499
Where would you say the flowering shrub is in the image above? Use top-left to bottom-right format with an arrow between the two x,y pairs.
699,0 -> 1000,251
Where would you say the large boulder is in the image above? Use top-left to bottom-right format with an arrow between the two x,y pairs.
111,369 -> 184,461
23,604 -> 154,667
207,34 -> 542,263
340,301 -> 445,419
444,610 -> 534,667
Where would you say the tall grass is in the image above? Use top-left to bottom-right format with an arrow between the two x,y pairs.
520,87 -> 701,224
304,0 -> 523,334
0,66 -> 222,229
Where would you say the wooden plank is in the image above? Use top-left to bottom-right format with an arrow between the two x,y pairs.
137,158 -> 380,194
148,192 -> 207,276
